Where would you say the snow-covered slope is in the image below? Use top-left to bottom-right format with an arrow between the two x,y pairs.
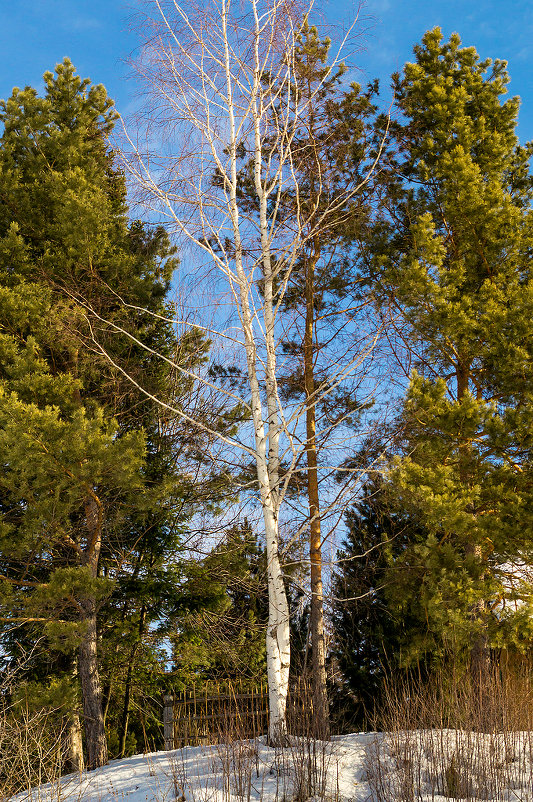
12,734 -> 371,802
11,730 -> 533,802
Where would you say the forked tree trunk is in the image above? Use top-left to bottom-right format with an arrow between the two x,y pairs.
245,310 -> 290,742
223,47 -> 291,739
234,268 -> 291,745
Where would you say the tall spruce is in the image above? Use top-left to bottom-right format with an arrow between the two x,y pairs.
367,29 -> 533,672
330,480 -> 431,726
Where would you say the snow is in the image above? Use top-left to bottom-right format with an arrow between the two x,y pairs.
10,730 -> 533,802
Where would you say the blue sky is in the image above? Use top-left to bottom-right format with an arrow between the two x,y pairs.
1,0 -> 532,140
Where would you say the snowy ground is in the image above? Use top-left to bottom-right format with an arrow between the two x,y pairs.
11,730 -> 533,802
11,734 -> 370,802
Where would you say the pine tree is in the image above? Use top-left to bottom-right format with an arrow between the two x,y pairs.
0,286 -> 145,769
367,29 -> 533,673
0,60 -> 183,768
282,24 -> 378,735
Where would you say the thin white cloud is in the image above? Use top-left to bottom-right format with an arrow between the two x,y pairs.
66,16 -> 103,33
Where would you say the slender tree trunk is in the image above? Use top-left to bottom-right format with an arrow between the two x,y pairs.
104,586 -> 138,726
66,712 -> 84,773
303,253 -> 329,738
78,494 -> 108,770
263,503 -> 291,744
70,358 -> 108,769
102,679 -> 113,724
119,605 -> 146,757
457,363 -> 490,688
220,39 -> 291,742
119,661 -> 133,758
233,231 -> 290,745
64,659 -> 84,773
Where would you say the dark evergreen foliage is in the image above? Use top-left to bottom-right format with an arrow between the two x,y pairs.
169,522 -> 269,687
329,481 -> 428,727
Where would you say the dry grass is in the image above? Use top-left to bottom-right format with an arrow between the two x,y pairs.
0,653 -> 70,800
364,661 -> 533,801
0,701 -> 68,800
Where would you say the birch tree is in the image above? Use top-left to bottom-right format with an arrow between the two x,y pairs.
117,0 -> 383,742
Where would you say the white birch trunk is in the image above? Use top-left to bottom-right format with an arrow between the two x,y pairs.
222,0 -> 290,740
234,242 -> 291,744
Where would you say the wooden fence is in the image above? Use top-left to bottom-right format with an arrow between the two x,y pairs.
163,681 -> 269,748
163,677 -> 315,748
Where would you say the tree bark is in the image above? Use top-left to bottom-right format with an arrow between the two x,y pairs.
304,252 -> 329,738
69,356 -> 108,768
78,598 -> 108,769
78,494 -> 108,770
222,57 -> 291,742
235,227 -> 290,747
64,659 -> 85,773
66,712 -> 85,773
